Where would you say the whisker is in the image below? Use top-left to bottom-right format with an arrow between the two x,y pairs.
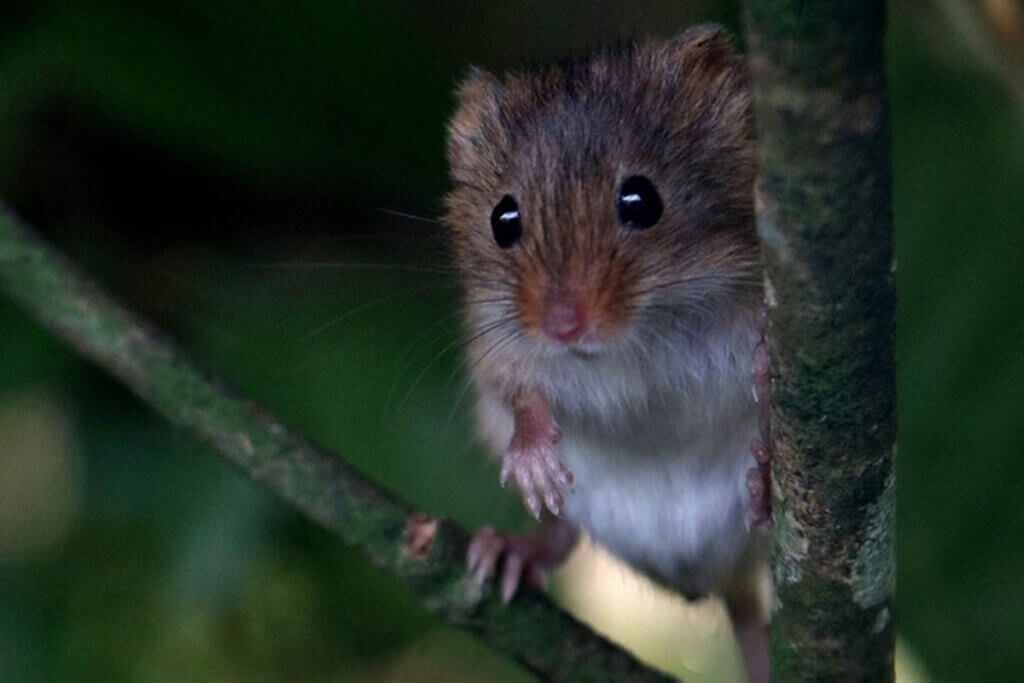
445,365 -> 477,431
462,278 -> 519,296
375,207 -> 444,226
390,313 -> 519,419
638,270 -> 760,298
390,334 -> 467,420
248,260 -> 457,276
440,313 -> 522,400
461,323 -> 522,381
302,283 -> 456,340
458,316 -> 522,360
463,296 -> 517,307
441,324 -> 523,429
383,316 -> 462,416
443,323 -> 521,431
392,308 -> 463,366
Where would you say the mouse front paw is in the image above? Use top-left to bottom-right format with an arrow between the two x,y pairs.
500,436 -> 573,520
503,390 -> 573,519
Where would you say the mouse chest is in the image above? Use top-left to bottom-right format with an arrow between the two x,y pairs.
557,400 -> 758,596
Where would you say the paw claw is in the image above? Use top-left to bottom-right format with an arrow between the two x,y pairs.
465,524 -> 574,603
472,546 -> 498,585
503,442 -> 572,519
501,554 -> 524,603
747,466 -> 765,498
746,452 -> 772,528
467,526 -> 495,574
750,438 -> 770,465
525,492 -> 542,521
467,544 -> 482,575
558,467 -> 573,487
544,490 -> 562,517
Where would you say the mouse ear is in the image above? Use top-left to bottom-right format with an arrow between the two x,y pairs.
447,67 -> 503,180
455,67 -> 501,110
659,24 -> 739,74
656,24 -> 749,133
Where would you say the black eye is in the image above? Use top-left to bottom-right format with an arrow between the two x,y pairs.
616,175 -> 663,229
490,195 -> 522,248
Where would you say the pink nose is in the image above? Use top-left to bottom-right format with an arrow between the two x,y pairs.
543,300 -> 586,342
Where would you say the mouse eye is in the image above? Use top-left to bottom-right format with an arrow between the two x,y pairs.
490,195 -> 522,248
616,175 -> 663,230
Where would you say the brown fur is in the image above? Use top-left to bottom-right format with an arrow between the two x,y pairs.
446,27 -> 770,681
444,25 -> 759,375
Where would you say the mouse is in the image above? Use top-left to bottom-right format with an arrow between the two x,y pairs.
443,25 -> 772,683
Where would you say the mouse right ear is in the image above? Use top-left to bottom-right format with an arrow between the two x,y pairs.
659,24 -> 739,76
447,67 -> 503,181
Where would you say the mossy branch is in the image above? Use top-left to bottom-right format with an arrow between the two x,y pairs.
0,204 -> 672,683
742,2 -> 897,681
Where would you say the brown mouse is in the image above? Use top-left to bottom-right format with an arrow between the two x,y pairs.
444,25 -> 771,682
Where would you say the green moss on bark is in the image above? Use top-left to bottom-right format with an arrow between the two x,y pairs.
743,0 -> 897,680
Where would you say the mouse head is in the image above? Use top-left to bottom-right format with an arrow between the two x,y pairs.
445,26 -> 760,382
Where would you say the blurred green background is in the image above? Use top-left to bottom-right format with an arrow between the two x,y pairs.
0,1 -> 1021,681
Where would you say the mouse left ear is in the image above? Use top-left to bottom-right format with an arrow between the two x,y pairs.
447,67 -> 504,181
455,67 -> 501,110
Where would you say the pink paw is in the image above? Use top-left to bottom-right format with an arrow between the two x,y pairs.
746,438 -> 772,528
748,306 -> 773,528
501,423 -> 572,520
751,340 -> 771,403
467,526 -> 553,603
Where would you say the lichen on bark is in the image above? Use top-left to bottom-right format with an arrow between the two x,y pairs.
742,1 -> 897,681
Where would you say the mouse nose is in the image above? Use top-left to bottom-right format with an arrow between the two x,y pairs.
543,299 -> 587,343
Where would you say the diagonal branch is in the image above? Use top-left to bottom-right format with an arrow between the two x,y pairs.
0,203 -> 672,683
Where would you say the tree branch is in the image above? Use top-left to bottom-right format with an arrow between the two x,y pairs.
742,2 -> 897,681
0,204 -> 672,683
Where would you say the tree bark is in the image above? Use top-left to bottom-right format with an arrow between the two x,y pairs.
0,205 -> 672,683
742,2 -> 897,681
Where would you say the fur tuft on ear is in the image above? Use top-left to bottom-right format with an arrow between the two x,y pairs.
659,24 -> 739,74
652,24 -> 748,136
447,67 -> 504,179
456,67 -> 501,110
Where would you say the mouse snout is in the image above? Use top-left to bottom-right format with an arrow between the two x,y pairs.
542,295 -> 589,343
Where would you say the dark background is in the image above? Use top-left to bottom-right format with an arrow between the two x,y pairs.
1,1 -> 1021,681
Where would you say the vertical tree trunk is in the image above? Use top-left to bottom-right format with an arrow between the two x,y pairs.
741,2 -> 896,681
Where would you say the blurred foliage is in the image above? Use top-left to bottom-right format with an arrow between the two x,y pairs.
0,1 -> 1022,682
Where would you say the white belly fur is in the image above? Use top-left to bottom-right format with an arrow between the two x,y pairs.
558,404 -> 758,598
474,313 -> 764,599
